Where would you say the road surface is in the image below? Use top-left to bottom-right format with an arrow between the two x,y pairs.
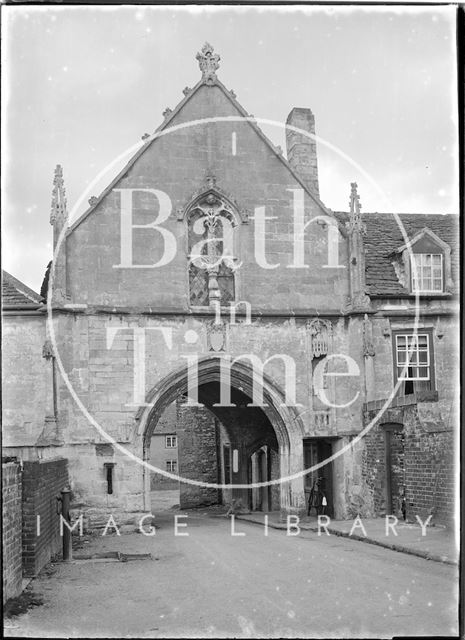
4,511 -> 458,638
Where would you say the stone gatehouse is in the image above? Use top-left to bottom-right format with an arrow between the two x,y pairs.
2,44 -> 459,525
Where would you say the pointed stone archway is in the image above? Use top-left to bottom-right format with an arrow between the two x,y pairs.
136,356 -> 306,516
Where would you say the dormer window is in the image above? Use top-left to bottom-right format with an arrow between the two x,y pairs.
411,253 -> 443,293
393,227 -> 452,296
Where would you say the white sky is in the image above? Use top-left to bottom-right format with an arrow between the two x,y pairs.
1,4 -> 459,292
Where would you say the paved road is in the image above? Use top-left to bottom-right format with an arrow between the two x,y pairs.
5,512 -> 458,638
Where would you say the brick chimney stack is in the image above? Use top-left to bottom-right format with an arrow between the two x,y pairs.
285,108 -> 319,198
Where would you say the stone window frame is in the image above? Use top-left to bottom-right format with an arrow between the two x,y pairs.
396,228 -> 453,295
165,434 -> 177,449
391,328 -> 436,395
180,185 -> 246,310
186,206 -> 238,307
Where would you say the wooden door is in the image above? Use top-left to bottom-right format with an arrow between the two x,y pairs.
385,427 -> 405,518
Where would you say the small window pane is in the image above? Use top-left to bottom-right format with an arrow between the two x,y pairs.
418,351 -> 428,363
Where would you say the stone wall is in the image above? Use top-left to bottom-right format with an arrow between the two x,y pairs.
66,83 -> 350,312
177,404 -> 220,508
2,460 -> 23,604
2,315 -> 48,447
22,458 -> 69,577
368,313 -> 459,416
40,310 -> 367,516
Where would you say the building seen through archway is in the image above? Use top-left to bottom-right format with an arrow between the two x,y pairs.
147,369 -> 285,514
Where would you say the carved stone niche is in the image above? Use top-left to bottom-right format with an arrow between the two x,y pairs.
308,319 -> 332,359
207,320 -> 227,352
362,313 -> 375,357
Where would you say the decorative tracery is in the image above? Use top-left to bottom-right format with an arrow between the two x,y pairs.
187,190 -> 239,307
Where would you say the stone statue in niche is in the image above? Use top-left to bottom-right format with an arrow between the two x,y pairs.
308,318 -> 332,359
187,191 -> 238,307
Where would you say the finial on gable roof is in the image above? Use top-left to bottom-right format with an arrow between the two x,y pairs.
196,42 -> 220,84
50,164 -> 67,226
347,182 -> 366,235
349,182 -> 361,214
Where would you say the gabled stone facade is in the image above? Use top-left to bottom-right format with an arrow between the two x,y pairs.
2,44 -> 458,526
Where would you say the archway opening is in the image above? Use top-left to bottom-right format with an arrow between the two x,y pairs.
148,381 -> 280,512
140,357 -> 304,515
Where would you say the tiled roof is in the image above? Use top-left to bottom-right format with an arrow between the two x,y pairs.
2,271 -> 43,308
333,212 -> 459,297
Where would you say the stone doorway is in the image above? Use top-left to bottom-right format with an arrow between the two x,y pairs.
303,438 -> 336,518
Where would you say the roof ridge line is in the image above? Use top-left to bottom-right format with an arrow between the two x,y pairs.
68,77 -> 336,234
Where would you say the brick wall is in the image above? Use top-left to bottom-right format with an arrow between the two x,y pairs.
2,460 -> 23,603
404,427 -> 455,525
22,458 -> 68,577
362,427 -> 387,515
363,403 -> 455,526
